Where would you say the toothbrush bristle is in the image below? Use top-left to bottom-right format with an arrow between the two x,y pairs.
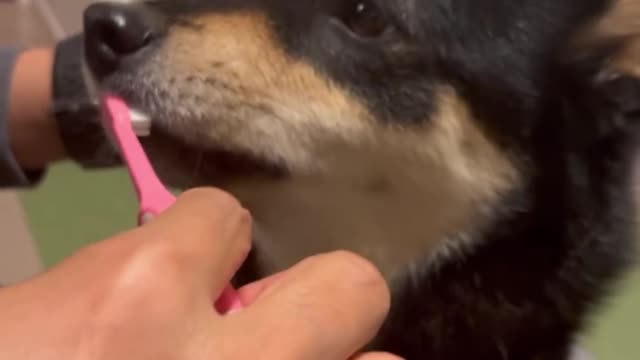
129,108 -> 152,136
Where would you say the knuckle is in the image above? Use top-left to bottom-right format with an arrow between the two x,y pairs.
117,241 -> 188,289
77,234 -> 191,319
181,187 -> 242,210
144,242 -> 191,277
92,246 -> 183,314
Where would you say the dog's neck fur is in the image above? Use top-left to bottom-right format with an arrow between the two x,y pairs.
226,147 -> 506,281
230,118 -> 638,359
370,125 -> 639,359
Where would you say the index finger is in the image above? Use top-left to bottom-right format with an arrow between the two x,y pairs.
135,188 -> 252,298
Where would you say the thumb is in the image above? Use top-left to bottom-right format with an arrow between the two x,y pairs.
351,353 -> 405,360
223,251 -> 391,360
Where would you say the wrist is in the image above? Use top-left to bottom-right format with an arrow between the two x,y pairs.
9,47 -> 65,170
52,34 -> 121,169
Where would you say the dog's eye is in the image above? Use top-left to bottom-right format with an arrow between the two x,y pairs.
339,0 -> 389,38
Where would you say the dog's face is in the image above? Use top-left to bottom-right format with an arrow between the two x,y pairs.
83,0 -> 640,277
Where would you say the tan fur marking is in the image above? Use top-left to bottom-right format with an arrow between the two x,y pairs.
596,0 -> 640,77
133,12 -> 520,278
579,0 -> 640,43
225,88 -> 518,278
415,88 -> 519,201
609,39 -> 640,77
159,12 -> 375,172
589,0 -> 640,39
573,0 -> 640,76
571,0 -> 640,49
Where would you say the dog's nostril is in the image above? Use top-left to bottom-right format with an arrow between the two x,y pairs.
84,3 -> 154,77
98,12 -> 151,55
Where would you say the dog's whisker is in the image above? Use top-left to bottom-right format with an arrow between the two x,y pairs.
192,150 -> 205,182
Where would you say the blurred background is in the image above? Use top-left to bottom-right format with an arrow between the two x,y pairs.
0,1 -> 638,358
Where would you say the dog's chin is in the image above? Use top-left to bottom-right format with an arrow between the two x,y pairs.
125,117 -> 288,191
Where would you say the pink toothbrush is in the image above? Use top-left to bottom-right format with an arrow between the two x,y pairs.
101,95 -> 244,313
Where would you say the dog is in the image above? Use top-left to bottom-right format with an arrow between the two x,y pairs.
82,0 -> 640,358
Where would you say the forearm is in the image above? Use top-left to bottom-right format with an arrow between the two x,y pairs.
1,36 -> 121,189
9,47 -> 66,169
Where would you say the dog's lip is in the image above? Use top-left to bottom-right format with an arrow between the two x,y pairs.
97,90 -> 152,135
100,91 -> 289,183
144,126 -> 289,185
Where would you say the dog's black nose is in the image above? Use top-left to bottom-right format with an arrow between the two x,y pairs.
84,3 -> 156,78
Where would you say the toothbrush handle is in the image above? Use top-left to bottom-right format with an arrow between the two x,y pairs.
138,191 -> 177,226
104,97 -> 244,314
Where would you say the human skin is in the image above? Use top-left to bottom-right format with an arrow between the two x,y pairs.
0,188 -> 399,360
4,46 -> 399,359
7,47 -> 66,170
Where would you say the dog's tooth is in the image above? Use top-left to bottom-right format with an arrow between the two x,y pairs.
130,108 -> 152,137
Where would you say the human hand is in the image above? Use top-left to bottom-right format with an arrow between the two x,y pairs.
0,188 -> 397,360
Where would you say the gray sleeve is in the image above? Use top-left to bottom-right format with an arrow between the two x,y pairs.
0,47 -> 46,188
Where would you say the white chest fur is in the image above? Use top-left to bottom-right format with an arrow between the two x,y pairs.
228,151 -> 492,279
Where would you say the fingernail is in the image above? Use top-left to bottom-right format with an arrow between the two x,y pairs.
334,251 -> 385,286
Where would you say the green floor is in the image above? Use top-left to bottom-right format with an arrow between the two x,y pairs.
21,163 -> 137,266
19,163 -> 640,359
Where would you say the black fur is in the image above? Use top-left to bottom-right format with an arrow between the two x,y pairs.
247,1 -> 640,357
85,1 -> 639,359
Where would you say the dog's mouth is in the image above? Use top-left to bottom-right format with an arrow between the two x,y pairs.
107,98 -> 289,189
